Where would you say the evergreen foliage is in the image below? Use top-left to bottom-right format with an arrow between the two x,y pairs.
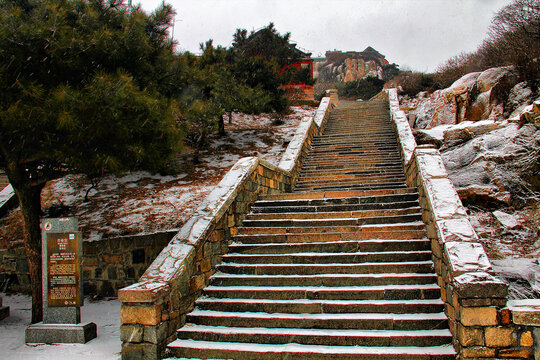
0,0 -> 183,323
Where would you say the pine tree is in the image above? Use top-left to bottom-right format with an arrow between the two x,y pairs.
0,0 -> 183,323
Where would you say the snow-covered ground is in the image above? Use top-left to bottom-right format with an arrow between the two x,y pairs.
0,293 -> 121,360
1,106 -> 316,245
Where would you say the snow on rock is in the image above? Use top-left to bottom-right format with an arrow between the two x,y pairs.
408,66 -> 519,129
441,122 -> 539,206
492,210 -> 521,230
415,120 -> 502,150
6,105 -> 315,244
492,258 -> 540,299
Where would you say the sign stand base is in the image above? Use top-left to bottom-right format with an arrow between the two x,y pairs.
0,296 -> 9,321
0,307 -> 8,321
25,322 -> 97,344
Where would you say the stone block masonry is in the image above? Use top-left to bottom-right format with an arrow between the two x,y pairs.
117,93 -> 338,359
0,231 -> 176,297
386,87 -> 540,360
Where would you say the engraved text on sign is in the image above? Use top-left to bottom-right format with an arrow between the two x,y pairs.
47,233 -> 80,307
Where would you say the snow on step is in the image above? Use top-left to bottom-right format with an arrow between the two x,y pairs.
168,339 -> 457,357
167,100 -> 455,358
179,324 -> 451,338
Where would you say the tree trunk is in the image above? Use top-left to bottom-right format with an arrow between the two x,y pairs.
218,114 -> 225,136
228,111 -> 233,124
12,183 -> 44,324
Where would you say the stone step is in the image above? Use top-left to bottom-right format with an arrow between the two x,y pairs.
249,202 -> 420,215
305,149 -> 401,157
256,191 -> 418,206
222,250 -> 432,264
240,214 -> 423,228
216,261 -> 434,276
203,283 -> 442,300
306,147 -> 400,155
237,223 -> 425,236
294,182 -> 408,193
296,171 -> 405,182
194,298 -> 445,315
298,171 -> 405,181
295,178 -> 407,189
298,168 -> 405,177
209,273 -> 438,287
168,339 -> 456,360
177,325 -> 453,347
259,188 -> 417,201
302,156 -> 402,165
300,163 -> 403,171
246,206 -> 421,220
229,238 -> 431,254
185,309 -> 449,330
232,229 -> 427,244
309,146 -> 400,154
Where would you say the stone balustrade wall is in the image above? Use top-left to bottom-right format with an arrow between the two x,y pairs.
117,92 -> 338,360
386,88 -> 540,360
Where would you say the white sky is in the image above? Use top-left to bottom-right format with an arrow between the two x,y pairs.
136,0 -> 512,73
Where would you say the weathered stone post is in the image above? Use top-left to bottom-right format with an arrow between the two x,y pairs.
25,217 -> 97,343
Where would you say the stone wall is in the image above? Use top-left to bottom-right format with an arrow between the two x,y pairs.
0,231 -> 175,296
117,92 -> 338,360
386,87 -> 540,359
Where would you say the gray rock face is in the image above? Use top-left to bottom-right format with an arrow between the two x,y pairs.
410,66 -> 520,129
441,122 -> 539,207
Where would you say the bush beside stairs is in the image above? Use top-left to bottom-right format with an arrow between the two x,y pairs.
166,99 -> 457,359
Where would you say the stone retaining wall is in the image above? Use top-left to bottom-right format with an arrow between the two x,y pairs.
0,231 -> 175,296
386,88 -> 540,360
117,92 -> 338,360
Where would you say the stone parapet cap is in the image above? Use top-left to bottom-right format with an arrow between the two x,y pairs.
313,97 -> 331,128
386,88 -> 417,165
197,157 -> 260,220
435,218 -> 479,244
453,271 -> 508,300
508,299 -> 540,326
414,147 -> 448,179
278,116 -> 316,173
118,281 -> 170,304
444,242 -> 492,278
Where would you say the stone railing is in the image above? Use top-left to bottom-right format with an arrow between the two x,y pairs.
386,88 -> 540,360
117,91 -> 338,360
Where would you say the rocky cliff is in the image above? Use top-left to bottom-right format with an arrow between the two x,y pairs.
314,47 -> 387,82
400,67 -> 539,298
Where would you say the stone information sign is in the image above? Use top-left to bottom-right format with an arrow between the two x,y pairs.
46,232 -> 81,307
25,217 -> 96,344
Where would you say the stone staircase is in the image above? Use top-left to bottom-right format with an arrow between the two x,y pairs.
167,100 -> 456,359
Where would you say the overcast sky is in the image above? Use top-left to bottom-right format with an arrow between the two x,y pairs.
136,0 -> 512,73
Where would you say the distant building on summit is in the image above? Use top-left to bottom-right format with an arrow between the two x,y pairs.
314,47 -> 388,82
234,25 -> 315,102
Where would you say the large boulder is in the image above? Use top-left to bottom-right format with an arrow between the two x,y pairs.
441,122 -> 539,207
411,66 -> 519,128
